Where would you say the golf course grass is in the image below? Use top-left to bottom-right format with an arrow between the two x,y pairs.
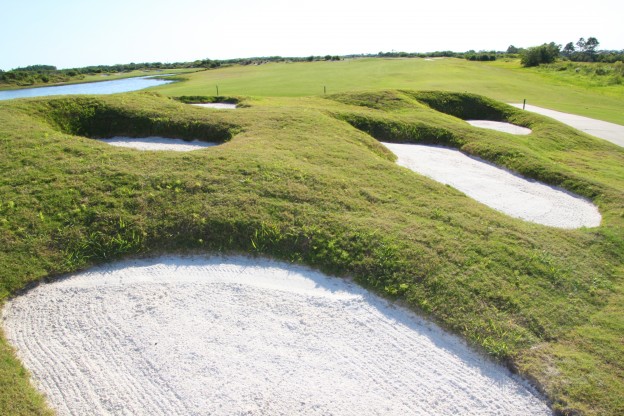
156,58 -> 624,125
1,58 -> 623,415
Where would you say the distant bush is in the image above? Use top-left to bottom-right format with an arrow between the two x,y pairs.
12,64 -> 57,72
521,43 -> 560,67
465,53 -> 496,61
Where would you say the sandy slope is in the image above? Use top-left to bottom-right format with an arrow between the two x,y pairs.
509,104 -> 624,147
191,103 -> 237,109
2,256 -> 551,416
465,120 -> 531,135
98,136 -> 217,151
382,143 -> 601,228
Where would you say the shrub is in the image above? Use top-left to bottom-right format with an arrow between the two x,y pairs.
521,43 -> 560,67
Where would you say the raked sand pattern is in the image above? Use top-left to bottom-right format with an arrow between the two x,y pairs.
2,256 -> 551,416
383,143 -> 601,228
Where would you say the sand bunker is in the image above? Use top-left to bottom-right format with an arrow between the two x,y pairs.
98,136 -> 217,151
466,120 -> 531,135
192,103 -> 237,109
383,143 -> 601,228
2,256 -> 551,415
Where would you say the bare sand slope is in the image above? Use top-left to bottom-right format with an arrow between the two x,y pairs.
509,104 -> 624,147
98,136 -> 217,151
383,143 -> 601,228
2,256 -> 551,416
192,103 -> 237,109
465,120 -> 531,135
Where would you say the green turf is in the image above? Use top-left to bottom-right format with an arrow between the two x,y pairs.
154,58 -> 624,125
1,89 -> 622,415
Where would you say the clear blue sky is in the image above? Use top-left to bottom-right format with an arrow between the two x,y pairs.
1,0 -> 622,70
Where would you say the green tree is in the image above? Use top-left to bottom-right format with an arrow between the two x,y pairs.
574,36 -> 600,62
585,37 -> 600,54
563,42 -> 575,57
506,45 -> 519,54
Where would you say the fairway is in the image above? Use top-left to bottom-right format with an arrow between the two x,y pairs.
154,58 -> 624,125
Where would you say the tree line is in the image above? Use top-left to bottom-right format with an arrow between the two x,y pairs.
514,37 -> 624,67
2,41 -> 623,88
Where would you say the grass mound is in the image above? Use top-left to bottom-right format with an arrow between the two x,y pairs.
39,95 -> 236,142
174,95 -> 241,105
407,91 -> 514,121
1,91 -> 623,415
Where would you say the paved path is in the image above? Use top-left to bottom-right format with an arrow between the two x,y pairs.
509,104 -> 624,147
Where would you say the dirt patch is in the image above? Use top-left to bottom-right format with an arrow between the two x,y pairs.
2,256 -> 551,415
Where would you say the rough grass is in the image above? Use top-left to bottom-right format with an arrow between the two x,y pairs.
0,91 -> 622,415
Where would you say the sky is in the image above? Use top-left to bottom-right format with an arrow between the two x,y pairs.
1,0 -> 622,70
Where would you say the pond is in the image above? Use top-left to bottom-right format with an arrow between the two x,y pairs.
0,75 -> 174,100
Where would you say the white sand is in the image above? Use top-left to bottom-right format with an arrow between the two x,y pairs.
192,103 -> 237,109
2,256 -> 551,416
509,104 -> 624,147
383,143 -> 601,228
466,120 -> 532,135
98,136 -> 217,151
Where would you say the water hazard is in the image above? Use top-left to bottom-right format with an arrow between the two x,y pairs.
0,75 -> 174,100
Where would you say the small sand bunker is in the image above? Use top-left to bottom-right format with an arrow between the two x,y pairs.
466,120 -> 532,135
2,256 -> 551,416
192,103 -> 237,109
383,143 -> 601,228
98,136 -> 217,151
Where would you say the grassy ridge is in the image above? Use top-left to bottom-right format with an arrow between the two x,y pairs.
1,91 -> 622,415
153,58 -> 624,125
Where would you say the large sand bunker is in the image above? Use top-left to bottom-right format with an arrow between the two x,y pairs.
383,143 -> 601,228
98,136 -> 217,151
2,256 -> 551,415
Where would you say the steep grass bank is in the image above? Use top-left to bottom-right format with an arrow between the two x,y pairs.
1,91 -> 622,415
